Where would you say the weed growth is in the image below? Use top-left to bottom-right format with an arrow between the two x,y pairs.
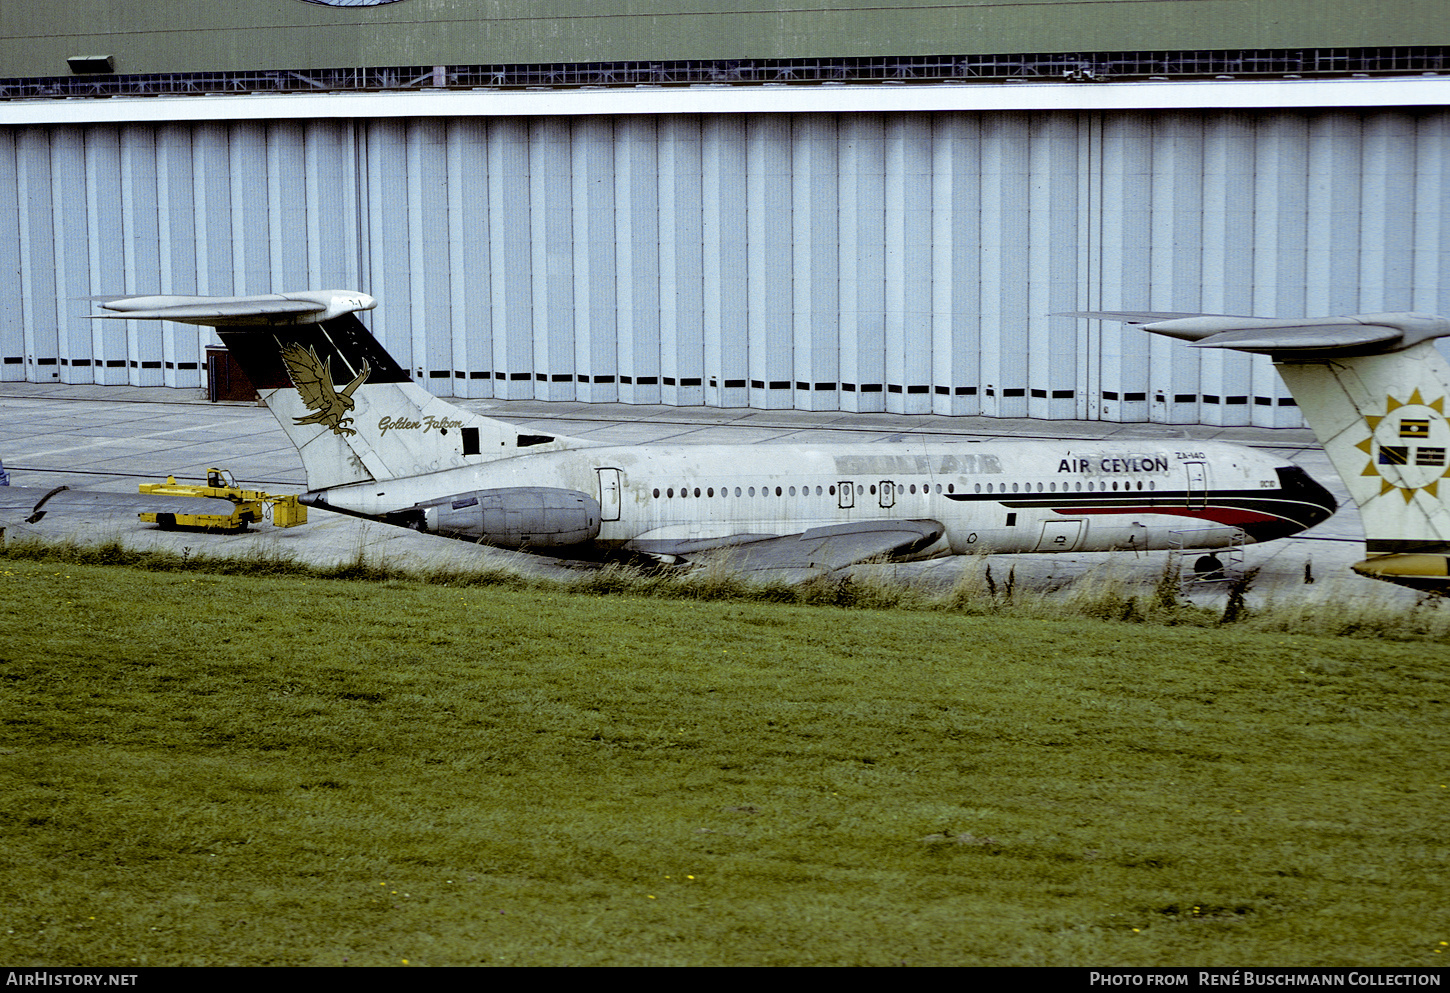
1,533 -> 1446,640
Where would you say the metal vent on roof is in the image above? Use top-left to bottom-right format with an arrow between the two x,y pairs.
66,55 -> 114,74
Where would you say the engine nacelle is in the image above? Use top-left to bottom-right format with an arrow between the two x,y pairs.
419,487 -> 601,549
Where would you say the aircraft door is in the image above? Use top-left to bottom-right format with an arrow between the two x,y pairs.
1184,461 -> 1208,510
879,480 -> 896,508
1035,519 -> 1084,552
838,481 -> 855,509
596,467 -> 622,522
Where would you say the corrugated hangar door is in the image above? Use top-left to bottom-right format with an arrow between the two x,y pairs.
4,107 -> 1450,429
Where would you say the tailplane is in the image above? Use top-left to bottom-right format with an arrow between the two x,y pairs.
94,291 -> 588,491
1070,310 -> 1450,592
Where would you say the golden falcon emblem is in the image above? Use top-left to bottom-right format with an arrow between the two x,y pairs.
278,341 -> 370,437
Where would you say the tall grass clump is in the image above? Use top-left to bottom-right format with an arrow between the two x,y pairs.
3,531 -> 1446,639
1244,577 -> 1450,640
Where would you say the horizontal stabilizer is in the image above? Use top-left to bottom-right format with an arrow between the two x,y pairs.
1065,310 -> 1450,356
1186,323 -> 1404,354
91,291 -> 376,327
1057,310 -> 1223,325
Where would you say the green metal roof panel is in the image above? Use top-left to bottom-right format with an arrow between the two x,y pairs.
3,0 -> 1448,77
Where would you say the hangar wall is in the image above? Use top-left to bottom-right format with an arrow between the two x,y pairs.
4,104 -> 1450,426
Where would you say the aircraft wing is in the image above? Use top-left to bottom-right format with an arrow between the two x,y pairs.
627,519 -> 946,578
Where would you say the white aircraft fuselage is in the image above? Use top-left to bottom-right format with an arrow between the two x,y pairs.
306,436 -> 1330,561
90,290 -> 1337,574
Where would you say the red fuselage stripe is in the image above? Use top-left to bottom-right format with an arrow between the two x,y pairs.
1054,506 -> 1281,526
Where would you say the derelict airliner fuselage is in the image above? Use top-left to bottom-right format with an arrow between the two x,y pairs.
94,290 -> 1337,575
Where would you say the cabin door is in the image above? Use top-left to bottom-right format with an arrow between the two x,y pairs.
1183,461 -> 1208,510
597,467 -> 622,522
837,481 -> 855,509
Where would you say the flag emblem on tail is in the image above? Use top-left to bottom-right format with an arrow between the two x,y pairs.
1356,390 -> 1450,501
278,341 -> 371,437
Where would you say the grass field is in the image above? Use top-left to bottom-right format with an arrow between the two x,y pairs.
1,550 -> 1447,966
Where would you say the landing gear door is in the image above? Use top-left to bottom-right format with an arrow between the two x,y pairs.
597,467 -> 622,522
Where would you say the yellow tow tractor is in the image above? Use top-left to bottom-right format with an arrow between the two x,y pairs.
139,468 -> 308,532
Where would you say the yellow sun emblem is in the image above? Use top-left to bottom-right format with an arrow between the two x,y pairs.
1356,389 -> 1450,502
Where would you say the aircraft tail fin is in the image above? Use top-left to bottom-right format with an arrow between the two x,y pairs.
94,291 -> 587,491
1070,310 -> 1450,589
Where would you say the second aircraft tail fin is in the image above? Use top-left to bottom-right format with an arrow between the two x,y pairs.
1071,310 -> 1450,591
